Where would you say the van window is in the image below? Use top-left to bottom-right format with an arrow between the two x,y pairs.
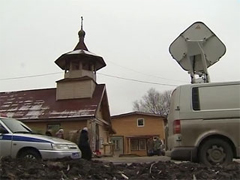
198,84 -> 240,110
192,87 -> 200,110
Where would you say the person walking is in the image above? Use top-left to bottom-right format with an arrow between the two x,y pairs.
153,137 -> 162,155
55,128 -> 64,139
78,127 -> 92,160
45,128 -> 53,136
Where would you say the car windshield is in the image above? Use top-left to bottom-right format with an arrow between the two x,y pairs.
1,118 -> 32,134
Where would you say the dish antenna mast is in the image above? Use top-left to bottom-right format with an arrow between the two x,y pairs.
169,21 -> 226,83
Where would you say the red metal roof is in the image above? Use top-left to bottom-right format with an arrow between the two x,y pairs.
0,84 -> 106,121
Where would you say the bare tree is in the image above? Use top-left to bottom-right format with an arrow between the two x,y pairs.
133,88 -> 172,116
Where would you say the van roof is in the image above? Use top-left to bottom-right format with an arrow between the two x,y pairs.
178,81 -> 240,88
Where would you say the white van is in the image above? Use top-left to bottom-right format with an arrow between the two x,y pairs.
166,81 -> 240,166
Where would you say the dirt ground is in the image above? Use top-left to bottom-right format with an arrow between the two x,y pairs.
0,156 -> 240,180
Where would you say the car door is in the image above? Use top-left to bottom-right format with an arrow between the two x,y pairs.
0,122 -> 12,157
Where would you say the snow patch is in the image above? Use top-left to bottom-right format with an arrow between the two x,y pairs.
25,111 -> 42,119
19,105 -> 31,111
50,109 -> 94,118
29,105 -> 42,111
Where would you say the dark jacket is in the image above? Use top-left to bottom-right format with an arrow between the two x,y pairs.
79,130 -> 89,147
78,129 -> 92,160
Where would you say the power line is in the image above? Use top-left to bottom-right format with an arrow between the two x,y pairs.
98,73 -> 178,87
106,60 -> 187,83
0,71 -> 178,87
0,60 -> 188,85
0,72 -> 62,80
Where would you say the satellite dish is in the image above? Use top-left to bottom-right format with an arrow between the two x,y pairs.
169,21 -> 226,83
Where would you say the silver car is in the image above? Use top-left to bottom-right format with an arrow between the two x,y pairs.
0,117 -> 81,160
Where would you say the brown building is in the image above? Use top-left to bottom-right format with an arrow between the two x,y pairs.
110,112 -> 166,156
0,18 -> 114,155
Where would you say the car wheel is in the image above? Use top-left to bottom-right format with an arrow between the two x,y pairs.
19,149 -> 41,160
199,138 -> 233,166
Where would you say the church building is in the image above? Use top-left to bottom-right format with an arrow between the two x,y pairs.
0,18 -> 115,155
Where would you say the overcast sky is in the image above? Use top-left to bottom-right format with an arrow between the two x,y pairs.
1,0 -> 239,115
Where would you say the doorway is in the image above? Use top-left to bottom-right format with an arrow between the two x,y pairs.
110,136 -> 124,156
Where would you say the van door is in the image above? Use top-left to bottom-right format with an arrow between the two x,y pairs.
168,88 -> 181,133
0,123 -> 12,157
167,87 -> 181,150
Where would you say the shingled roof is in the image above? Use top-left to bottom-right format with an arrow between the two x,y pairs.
0,84 -> 106,121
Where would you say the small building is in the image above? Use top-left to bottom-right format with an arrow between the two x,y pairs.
0,18 -> 115,155
110,111 -> 166,156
